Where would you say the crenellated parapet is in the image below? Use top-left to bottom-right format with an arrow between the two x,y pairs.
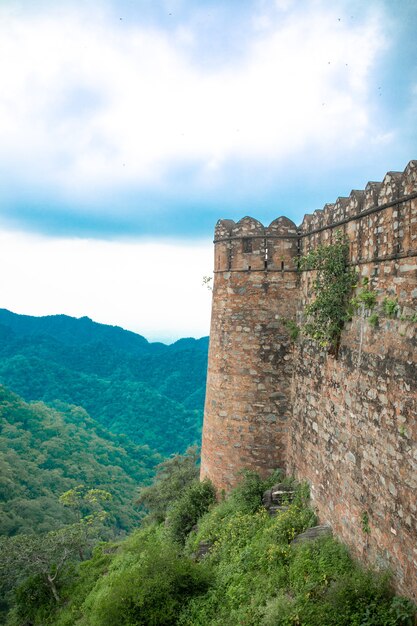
214,160 -> 417,277
214,215 -> 299,272
297,160 -> 417,271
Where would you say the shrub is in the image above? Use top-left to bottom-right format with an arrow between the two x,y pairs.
261,593 -> 296,626
383,297 -> 399,318
83,528 -> 211,626
166,479 -> 216,544
229,468 -> 285,514
288,536 -> 353,593
6,574 -> 56,626
136,446 -> 200,523
356,288 -> 377,309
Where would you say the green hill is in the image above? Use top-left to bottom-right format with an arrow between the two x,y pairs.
0,310 -> 209,456
0,385 -> 161,536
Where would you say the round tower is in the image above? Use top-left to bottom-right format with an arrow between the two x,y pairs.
200,216 -> 299,492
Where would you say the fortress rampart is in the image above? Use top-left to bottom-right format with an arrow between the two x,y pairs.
200,160 -> 417,599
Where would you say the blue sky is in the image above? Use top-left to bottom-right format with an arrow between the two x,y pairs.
0,0 -> 416,340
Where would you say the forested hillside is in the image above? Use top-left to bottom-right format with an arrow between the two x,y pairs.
0,309 -> 208,456
0,385 -> 161,536
1,459 -> 414,626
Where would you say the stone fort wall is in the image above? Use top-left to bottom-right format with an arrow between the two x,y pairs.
200,160 -> 417,599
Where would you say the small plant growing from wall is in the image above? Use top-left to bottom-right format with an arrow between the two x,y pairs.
300,232 -> 357,353
349,277 -> 377,313
282,318 -> 300,341
355,287 -> 377,310
361,511 -> 371,535
368,313 -> 379,328
202,275 -> 213,291
383,297 -> 399,318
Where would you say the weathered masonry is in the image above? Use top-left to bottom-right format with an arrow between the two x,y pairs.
200,160 -> 417,600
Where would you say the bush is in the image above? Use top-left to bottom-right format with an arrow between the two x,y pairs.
356,288 -> 377,309
229,468 -> 285,514
166,479 -> 216,544
136,446 -> 200,523
83,528 -> 211,626
288,536 -> 353,593
6,574 -> 56,626
383,297 -> 399,318
300,233 -> 357,350
22,472 -> 415,626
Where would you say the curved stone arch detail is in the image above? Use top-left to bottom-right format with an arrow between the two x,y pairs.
379,171 -> 403,204
214,219 -> 235,241
232,216 -> 265,237
266,216 -> 298,270
267,216 -> 297,235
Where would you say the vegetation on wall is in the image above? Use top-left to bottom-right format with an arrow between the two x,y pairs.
284,236 -> 416,349
299,232 -> 357,352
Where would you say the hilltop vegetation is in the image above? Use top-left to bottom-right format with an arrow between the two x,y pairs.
1,458 -> 414,626
0,385 -> 160,536
0,309 -> 208,456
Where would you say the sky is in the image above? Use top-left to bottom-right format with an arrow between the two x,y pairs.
0,0 -> 416,341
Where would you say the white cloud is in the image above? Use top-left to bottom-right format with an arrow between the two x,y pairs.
0,228 -> 212,342
0,1 -> 387,195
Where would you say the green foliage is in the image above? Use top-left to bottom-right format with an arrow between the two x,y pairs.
282,319 -> 300,341
354,287 -> 377,310
81,527 -> 211,626
7,574 -> 56,626
260,540 -> 412,626
0,385 -> 160,536
3,473 -> 414,626
350,282 -> 412,327
383,297 -> 399,318
59,486 -> 112,527
166,479 -> 216,545
0,524 -> 87,608
368,312 -> 379,328
0,309 -> 209,457
48,544 -> 115,626
180,475 -> 414,626
136,446 -> 200,524
300,233 -> 357,351
389,597 -> 417,626
228,468 -> 285,514
400,312 -> 417,322
398,424 -> 408,438
361,510 -> 371,535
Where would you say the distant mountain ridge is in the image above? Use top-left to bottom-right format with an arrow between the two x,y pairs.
0,308 -> 208,354
0,309 -> 209,456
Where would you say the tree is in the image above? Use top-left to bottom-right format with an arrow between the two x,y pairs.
0,487 -> 112,610
59,485 -> 112,560
136,446 -> 200,523
0,525 -> 83,604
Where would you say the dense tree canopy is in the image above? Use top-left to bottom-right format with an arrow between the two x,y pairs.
0,385 -> 161,536
0,310 -> 208,456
